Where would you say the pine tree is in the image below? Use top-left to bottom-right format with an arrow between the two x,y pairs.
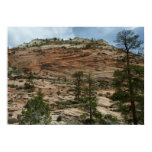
84,73 -> 97,122
81,73 -> 104,124
72,71 -> 84,103
111,30 -> 144,124
17,90 -> 51,125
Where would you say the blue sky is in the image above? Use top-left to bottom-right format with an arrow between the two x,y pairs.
8,27 -> 144,49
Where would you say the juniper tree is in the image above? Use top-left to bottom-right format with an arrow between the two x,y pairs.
112,29 -> 143,124
24,72 -> 35,91
17,90 -> 51,125
72,71 -> 84,103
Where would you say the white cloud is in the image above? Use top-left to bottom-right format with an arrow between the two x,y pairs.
8,27 -> 143,48
8,27 -> 75,48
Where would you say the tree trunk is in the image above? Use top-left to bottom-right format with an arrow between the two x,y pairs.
89,75 -> 93,122
126,47 -> 137,124
90,103 -> 92,121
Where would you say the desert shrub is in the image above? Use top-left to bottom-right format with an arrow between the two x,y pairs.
55,100 -> 76,109
117,48 -> 124,53
67,87 -> 74,93
67,88 -> 74,92
50,92 -> 53,96
98,80 -> 109,89
8,99 -> 13,104
104,114 -> 118,124
24,72 -> 35,92
44,99 -> 49,103
82,52 -> 91,57
53,37 -> 57,41
57,91 -> 61,96
105,92 -> 111,98
98,93 -> 103,96
66,120 -> 81,125
24,82 -> 35,91
56,100 -> 73,106
16,86 -> 23,90
8,113 -> 13,117
8,84 -> 16,88
11,66 -> 22,75
8,118 -> 18,124
106,92 -> 111,95
8,71 -> 12,78
57,115 -> 62,122
17,91 -> 51,125
85,43 -> 91,49
61,46 -> 66,49
63,76 -> 67,82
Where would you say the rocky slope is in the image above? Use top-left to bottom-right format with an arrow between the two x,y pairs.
8,37 -> 144,124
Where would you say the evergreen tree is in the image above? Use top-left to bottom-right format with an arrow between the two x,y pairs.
24,72 -> 35,92
112,30 -> 144,124
17,90 -> 51,125
84,73 -> 97,122
72,71 -> 84,103
81,73 -> 104,124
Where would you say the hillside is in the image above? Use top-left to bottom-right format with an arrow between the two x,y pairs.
8,37 -> 144,124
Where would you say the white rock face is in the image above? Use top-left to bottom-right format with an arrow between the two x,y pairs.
15,37 -> 113,50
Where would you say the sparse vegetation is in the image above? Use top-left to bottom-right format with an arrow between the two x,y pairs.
8,118 -> 18,124
8,35 -> 144,125
57,91 -> 61,96
57,115 -> 62,122
103,114 -> 119,124
17,90 -> 51,125
24,72 -> 35,92
98,80 -> 110,89
98,93 -> 103,96
8,84 -> 16,88
85,43 -> 92,49
8,99 -> 13,104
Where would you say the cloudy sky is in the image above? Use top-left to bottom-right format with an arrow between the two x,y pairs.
8,27 -> 144,49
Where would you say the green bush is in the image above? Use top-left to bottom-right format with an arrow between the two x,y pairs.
67,88 -> 74,93
11,66 -> 22,75
16,86 -> 23,90
106,92 -> 111,96
61,46 -> 66,49
8,118 -> 18,124
24,72 -> 35,92
85,43 -> 91,49
24,82 -> 35,91
17,91 -> 51,125
8,113 -> 13,117
8,99 -> 13,104
8,84 -> 16,88
104,114 -> 119,124
98,93 -> 103,96
98,80 -> 109,89
57,91 -> 61,96
63,77 -> 67,82
57,115 -> 62,122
